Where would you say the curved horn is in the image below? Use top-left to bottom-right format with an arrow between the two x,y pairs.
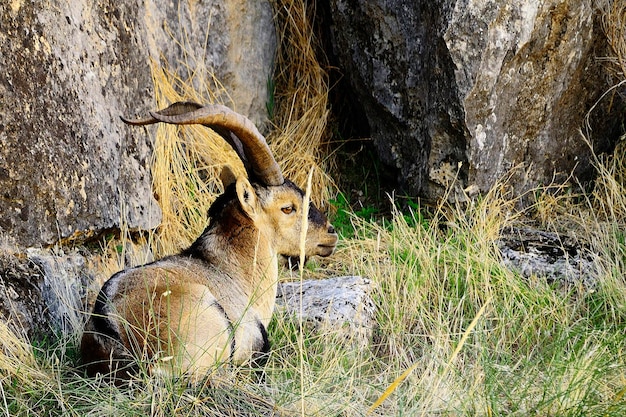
121,102 -> 250,168
122,102 -> 284,186
120,102 -> 203,125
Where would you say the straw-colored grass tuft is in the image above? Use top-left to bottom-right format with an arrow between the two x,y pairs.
591,137 -> 626,223
602,0 -> 626,80
268,0 -> 335,209
140,59 -> 242,256
0,322 -> 48,385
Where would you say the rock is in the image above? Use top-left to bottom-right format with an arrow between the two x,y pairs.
27,249 -> 93,336
0,0 -> 276,247
326,0 -> 455,196
0,246 -> 95,340
445,0 -> 621,199
276,276 -> 376,345
325,0 -> 625,201
0,1 -> 160,247
0,251 -> 47,339
497,226 -> 598,288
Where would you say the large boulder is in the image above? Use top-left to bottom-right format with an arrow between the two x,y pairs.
0,0 -> 276,247
326,0 -> 625,201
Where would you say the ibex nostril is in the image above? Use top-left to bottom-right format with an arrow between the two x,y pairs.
328,225 -> 336,234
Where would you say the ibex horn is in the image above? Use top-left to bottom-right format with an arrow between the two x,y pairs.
121,102 -> 284,186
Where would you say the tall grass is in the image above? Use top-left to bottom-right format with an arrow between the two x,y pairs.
1,1 -> 626,416
3,171 -> 626,415
343,188 -> 626,416
269,0 -> 336,209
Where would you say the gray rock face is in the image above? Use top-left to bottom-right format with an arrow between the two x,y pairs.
0,251 -> 46,338
327,0 -> 624,200
27,249 -> 93,336
0,1 -> 160,246
276,276 -> 376,345
0,0 -> 275,247
328,0 -> 465,196
445,0 -> 619,197
0,247 -> 94,339
498,226 -> 598,288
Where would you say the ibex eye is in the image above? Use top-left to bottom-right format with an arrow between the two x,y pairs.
281,206 -> 294,214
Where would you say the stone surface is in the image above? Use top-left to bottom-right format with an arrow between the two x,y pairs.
0,248 -> 95,339
326,0 -> 625,201
498,226 -> 598,288
0,251 -> 47,339
445,0 -> 620,198
276,276 -> 376,345
27,249 -> 93,336
0,1 -> 161,247
327,0 -> 462,197
0,0 -> 276,247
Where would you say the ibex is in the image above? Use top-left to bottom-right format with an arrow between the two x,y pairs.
80,102 -> 338,381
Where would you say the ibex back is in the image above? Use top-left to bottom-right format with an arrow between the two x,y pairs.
80,102 -> 338,381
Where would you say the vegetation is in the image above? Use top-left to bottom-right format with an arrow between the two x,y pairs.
1,1 -> 626,416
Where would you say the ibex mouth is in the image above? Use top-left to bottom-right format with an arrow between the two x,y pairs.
317,234 -> 338,257
317,245 -> 336,257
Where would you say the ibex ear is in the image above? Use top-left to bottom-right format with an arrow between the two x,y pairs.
219,165 -> 237,188
235,177 -> 258,219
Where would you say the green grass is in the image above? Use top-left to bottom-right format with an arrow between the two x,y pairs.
328,192 -> 379,239
2,179 -> 626,416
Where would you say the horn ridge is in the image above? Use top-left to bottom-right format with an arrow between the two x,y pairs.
148,103 -> 284,186
120,101 -> 203,126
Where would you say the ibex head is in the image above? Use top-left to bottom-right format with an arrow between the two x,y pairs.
122,101 -> 337,261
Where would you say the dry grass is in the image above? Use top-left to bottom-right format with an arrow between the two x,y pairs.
590,137 -> 626,223
268,0 -> 335,209
602,0 -> 626,81
144,62 -> 241,256
0,321 -> 47,385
